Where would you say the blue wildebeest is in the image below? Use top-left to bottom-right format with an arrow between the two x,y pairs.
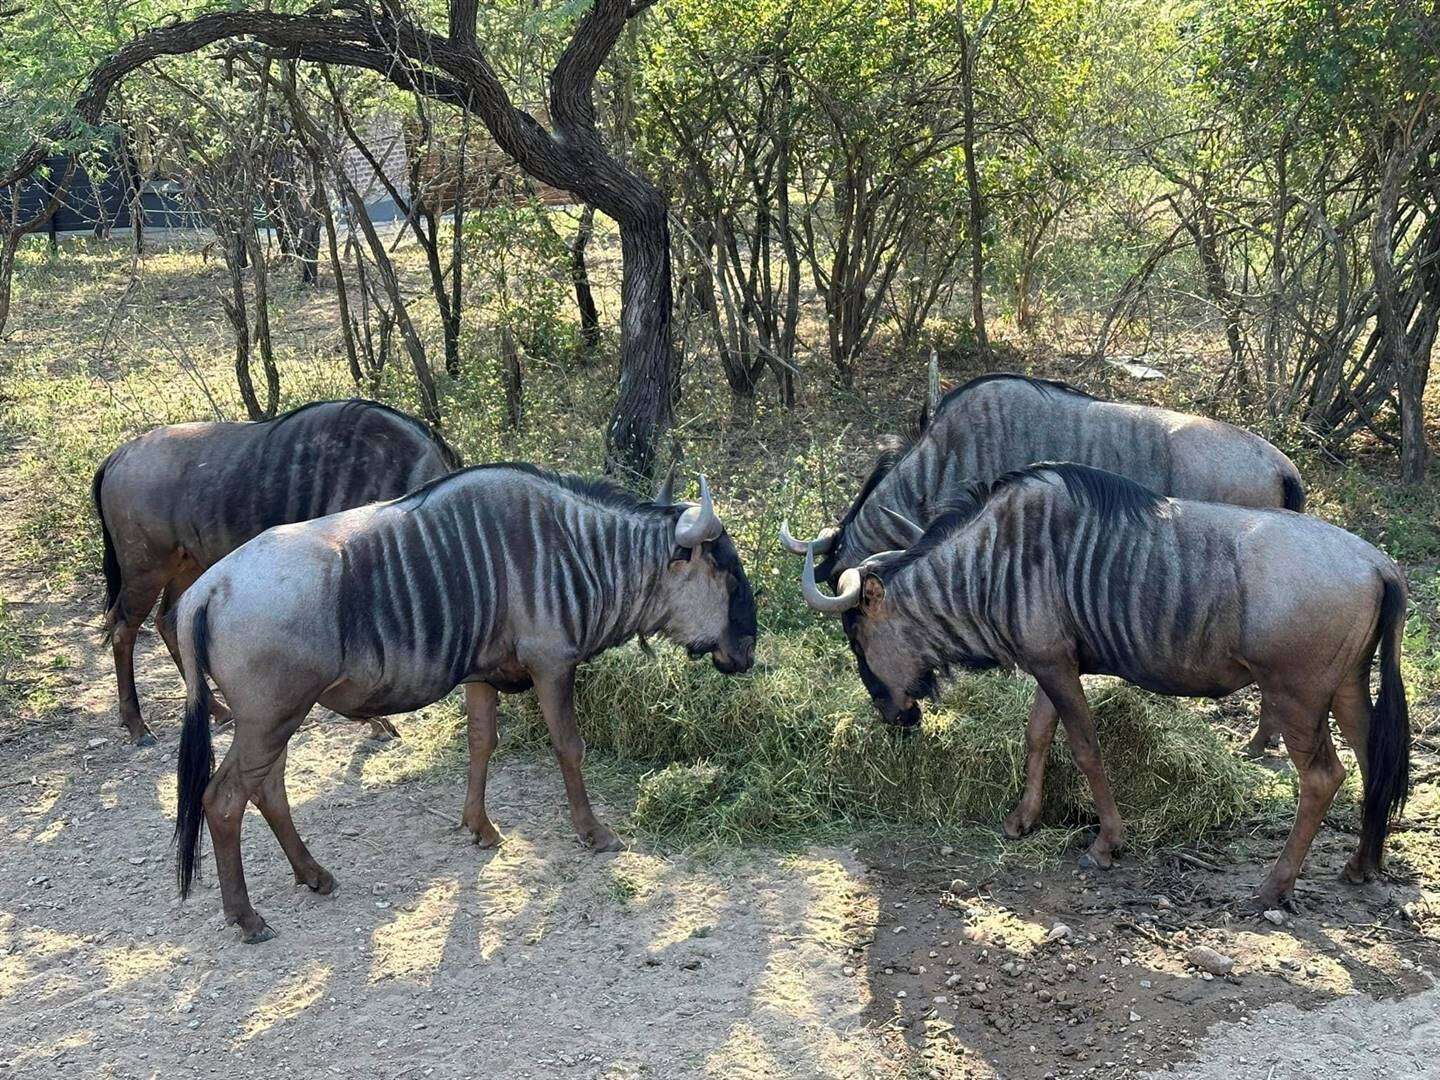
796,463 -> 1408,910
92,399 -> 461,744
172,466 -> 757,942
781,372 -> 1306,753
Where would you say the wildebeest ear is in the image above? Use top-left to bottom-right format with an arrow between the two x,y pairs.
861,575 -> 886,609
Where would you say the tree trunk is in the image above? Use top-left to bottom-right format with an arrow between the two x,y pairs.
957,11 -> 989,364
605,200 -> 674,481
501,324 -> 523,430
571,204 -> 601,354
0,231 -> 19,337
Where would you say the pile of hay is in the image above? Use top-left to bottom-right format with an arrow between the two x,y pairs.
477,627 -> 1276,851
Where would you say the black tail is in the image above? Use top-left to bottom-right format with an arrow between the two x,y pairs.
92,458 -> 124,629
1282,472 -> 1306,513
175,603 -> 215,899
1360,575 -> 1410,869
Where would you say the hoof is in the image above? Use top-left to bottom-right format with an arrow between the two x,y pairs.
242,923 -> 277,945
1000,812 -> 1034,841
1244,888 -> 1296,915
588,828 -> 626,854
299,868 -> 336,895
468,826 -> 503,849
1078,848 -> 1114,872
133,731 -> 158,748
1341,853 -> 1378,885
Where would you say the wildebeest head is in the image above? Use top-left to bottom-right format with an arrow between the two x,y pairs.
798,543 -> 930,728
659,475 -> 757,675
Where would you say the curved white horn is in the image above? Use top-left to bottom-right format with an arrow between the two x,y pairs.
801,543 -> 862,614
882,507 -> 925,544
675,474 -> 723,548
654,461 -> 677,505
779,521 -> 837,557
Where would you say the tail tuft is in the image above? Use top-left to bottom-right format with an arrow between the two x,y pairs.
175,604 -> 215,898
1359,575 -> 1410,870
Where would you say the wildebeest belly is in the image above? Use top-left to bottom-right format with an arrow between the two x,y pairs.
318,666 -> 460,719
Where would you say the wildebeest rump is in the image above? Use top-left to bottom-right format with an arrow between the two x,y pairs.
172,465 -> 757,942
92,399 -> 460,743
781,372 -> 1306,751
798,463 -> 1408,910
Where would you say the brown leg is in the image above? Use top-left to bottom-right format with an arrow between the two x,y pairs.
202,716 -> 302,943
203,746 -> 273,944
111,581 -> 163,745
253,747 -> 334,894
461,682 -> 503,847
1002,685 -> 1058,839
1253,691 -> 1345,910
1244,714 -> 1283,759
534,669 -> 621,852
1036,665 -> 1125,869
1330,674 -> 1376,884
155,578 -> 232,727
366,716 -> 400,741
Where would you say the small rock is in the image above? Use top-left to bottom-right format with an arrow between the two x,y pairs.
87,737 -> 109,749
1129,1011 -> 1141,1023
1186,945 -> 1235,977
1044,923 -> 1073,944
843,966 -> 856,977
1262,909 -> 1285,926
940,846 -> 955,857
945,974 -> 964,988
892,925 -> 907,935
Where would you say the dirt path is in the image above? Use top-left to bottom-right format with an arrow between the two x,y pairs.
2,439 -> 1439,1079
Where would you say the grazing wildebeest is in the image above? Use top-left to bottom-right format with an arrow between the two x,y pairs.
781,372 -> 1305,753
92,399 -> 460,744
796,463 -> 1408,910
172,466 -> 757,942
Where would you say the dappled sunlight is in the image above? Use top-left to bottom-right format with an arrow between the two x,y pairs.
369,876 -> 460,985
701,1023 -> 787,1077
472,833 -> 544,961
233,960 -> 333,1045
94,941 -> 187,993
6,780 -> 62,842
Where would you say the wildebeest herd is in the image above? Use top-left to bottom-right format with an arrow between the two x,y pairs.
91,374 -> 1409,943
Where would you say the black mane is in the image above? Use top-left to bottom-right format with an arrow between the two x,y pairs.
397,460 -> 672,517
875,462 -> 1165,578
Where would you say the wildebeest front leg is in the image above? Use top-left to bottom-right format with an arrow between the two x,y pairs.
1037,666 -> 1125,869
461,682 -> 503,847
253,747 -> 334,895
535,669 -> 622,852
1002,685 -> 1059,839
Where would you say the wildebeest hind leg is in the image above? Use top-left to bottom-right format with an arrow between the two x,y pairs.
254,747 -> 334,895
1252,690 -> 1345,911
1243,716 -> 1283,758
1330,674 -> 1377,884
1037,666 -> 1125,870
203,744 -> 274,944
461,682 -> 503,847
535,669 -> 623,852
111,579 -> 164,745
1002,685 -> 1059,839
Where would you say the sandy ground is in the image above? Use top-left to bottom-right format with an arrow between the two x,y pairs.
2,442 -> 1439,1080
